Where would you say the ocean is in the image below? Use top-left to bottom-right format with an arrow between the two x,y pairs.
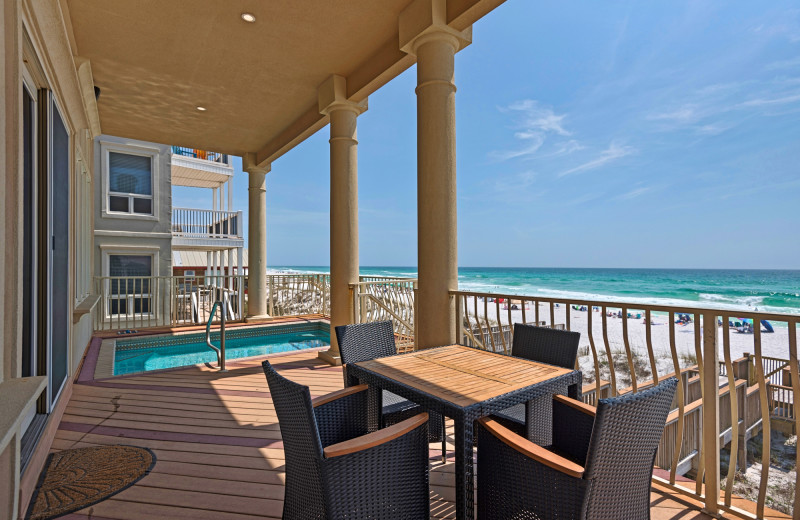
272,266 -> 800,316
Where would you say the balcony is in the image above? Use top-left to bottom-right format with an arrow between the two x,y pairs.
170,146 -> 234,189
76,276 -> 800,518
171,208 -> 243,249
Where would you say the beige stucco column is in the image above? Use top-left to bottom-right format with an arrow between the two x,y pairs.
317,75 -> 367,366
400,0 -> 471,349
243,154 -> 270,319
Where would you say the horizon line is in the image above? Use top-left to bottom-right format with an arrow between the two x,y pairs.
269,265 -> 800,272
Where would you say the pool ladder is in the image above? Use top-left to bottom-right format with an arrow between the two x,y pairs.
206,299 -> 227,372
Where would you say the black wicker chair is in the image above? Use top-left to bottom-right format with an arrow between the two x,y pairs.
491,323 -> 581,441
262,360 -> 430,519
335,321 -> 446,449
477,377 -> 678,520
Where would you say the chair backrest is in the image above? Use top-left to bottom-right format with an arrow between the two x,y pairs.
511,323 -> 580,369
261,361 -> 326,518
335,321 -> 397,365
583,377 -> 678,519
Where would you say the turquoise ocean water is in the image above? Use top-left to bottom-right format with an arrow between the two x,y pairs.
274,266 -> 800,316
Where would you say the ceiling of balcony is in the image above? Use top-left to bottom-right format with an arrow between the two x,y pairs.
64,0 -> 502,165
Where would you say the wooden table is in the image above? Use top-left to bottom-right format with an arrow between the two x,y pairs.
347,345 -> 582,520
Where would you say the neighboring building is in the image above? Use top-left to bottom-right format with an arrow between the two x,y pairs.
172,249 -> 249,278
93,137 -> 244,326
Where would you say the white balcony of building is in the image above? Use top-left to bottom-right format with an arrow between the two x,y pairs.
170,146 -> 233,185
170,147 -> 241,249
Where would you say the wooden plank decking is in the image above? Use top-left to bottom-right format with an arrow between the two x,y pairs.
49,348 -> 788,519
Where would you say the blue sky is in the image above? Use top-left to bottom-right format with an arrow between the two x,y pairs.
174,1 -> 800,269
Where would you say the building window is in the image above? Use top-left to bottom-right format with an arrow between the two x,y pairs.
108,151 -> 153,215
107,254 -> 152,316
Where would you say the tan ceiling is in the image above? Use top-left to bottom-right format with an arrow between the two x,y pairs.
65,0 -> 504,165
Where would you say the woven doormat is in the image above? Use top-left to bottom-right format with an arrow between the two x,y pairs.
26,445 -> 156,520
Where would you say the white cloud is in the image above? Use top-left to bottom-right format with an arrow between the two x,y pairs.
765,57 -> 800,71
695,123 -> 733,136
491,100 -> 573,161
558,141 -> 636,178
493,170 -> 539,193
615,186 -> 652,200
737,93 -> 800,107
648,106 -> 697,122
552,140 -> 585,156
565,192 -> 604,206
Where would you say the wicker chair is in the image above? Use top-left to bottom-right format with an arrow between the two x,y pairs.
262,360 -> 430,519
335,321 -> 446,447
477,377 -> 678,520
491,323 -> 581,442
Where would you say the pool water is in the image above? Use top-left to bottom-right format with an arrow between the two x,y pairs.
114,323 -> 330,375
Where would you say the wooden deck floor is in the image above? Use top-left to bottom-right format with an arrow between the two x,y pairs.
50,348 -> 788,519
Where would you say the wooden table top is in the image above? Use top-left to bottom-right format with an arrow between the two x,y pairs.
354,345 -> 573,407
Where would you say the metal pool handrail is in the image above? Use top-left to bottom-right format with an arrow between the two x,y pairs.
205,300 -> 227,371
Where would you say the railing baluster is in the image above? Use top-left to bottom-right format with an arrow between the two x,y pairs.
701,311 -> 720,515
789,321 -> 800,520
693,314 -> 705,496
667,311 -> 684,485
484,297 -> 496,353
645,309 -> 659,386
587,305 -> 602,399
496,298 -> 508,355
622,307 -> 637,393
601,306 -> 617,396
753,319 -> 770,518
722,313 -> 738,507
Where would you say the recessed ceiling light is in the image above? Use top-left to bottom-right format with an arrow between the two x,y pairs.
196,106 -> 207,111
241,13 -> 256,23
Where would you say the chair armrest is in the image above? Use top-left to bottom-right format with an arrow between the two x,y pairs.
552,396 -> 595,464
553,395 -> 596,415
477,418 -> 585,478
313,385 -> 369,448
312,384 -> 368,407
324,413 -> 428,458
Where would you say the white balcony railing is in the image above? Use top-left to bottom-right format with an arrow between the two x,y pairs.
449,289 -> 800,519
172,208 -> 242,240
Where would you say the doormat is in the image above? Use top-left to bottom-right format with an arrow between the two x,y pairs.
25,445 -> 155,520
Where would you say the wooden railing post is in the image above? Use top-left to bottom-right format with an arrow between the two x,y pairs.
455,291 -> 463,345
413,282 -> 419,350
268,275 -> 274,316
349,283 -> 357,323
701,311 -> 720,515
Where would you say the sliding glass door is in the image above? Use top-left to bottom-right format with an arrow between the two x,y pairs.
48,97 -> 70,406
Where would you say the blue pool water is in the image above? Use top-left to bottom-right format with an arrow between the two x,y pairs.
114,323 -> 330,376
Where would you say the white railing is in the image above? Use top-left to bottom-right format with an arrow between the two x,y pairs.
172,208 -> 242,239
351,278 -> 417,353
95,274 -> 245,331
267,274 -> 330,317
451,289 -> 800,519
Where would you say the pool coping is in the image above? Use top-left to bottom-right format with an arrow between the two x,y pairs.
86,318 -> 330,381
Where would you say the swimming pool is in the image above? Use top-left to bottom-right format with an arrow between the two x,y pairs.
113,322 -> 330,376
